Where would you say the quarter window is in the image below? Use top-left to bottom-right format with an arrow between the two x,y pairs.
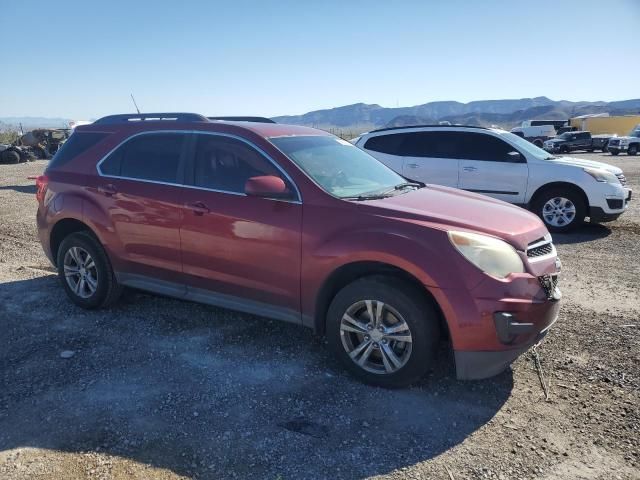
100,133 -> 186,183
192,135 -> 282,194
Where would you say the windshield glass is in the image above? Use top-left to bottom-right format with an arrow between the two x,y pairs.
495,131 -> 557,160
558,132 -> 572,139
630,128 -> 640,138
270,135 -> 407,198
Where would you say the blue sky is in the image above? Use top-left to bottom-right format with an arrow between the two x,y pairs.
2,0 -> 639,119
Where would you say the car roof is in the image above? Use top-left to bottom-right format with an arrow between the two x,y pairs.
78,113 -> 329,138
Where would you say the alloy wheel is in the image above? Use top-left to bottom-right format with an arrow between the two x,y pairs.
339,299 -> 413,375
542,196 -> 576,228
63,246 -> 98,299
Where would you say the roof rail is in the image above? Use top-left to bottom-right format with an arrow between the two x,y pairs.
93,113 -> 209,125
369,124 -> 490,134
208,116 -> 276,124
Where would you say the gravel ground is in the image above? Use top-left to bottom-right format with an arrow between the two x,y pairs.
0,154 -> 638,480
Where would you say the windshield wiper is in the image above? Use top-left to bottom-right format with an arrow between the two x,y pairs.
342,193 -> 394,201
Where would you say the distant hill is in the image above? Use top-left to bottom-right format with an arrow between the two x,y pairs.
0,117 -> 72,131
272,97 -> 640,132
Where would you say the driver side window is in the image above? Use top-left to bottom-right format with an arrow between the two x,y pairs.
192,135 -> 283,193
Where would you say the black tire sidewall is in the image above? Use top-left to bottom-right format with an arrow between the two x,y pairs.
628,145 -> 638,156
326,276 -> 440,388
532,187 -> 586,233
56,232 -> 114,309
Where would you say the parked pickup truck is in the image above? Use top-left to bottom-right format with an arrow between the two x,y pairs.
607,125 -> 640,156
543,131 -> 611,154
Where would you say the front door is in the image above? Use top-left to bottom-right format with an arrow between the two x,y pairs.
179,133 -> 302,322
456,131 -> 529,204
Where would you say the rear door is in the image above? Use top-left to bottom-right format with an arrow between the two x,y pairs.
457,131 -> 529,204
95,131 -> 188,292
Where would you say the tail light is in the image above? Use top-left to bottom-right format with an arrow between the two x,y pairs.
35,175 -> 49,202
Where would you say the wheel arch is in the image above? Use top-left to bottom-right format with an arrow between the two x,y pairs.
49,218 -> 98,267
528,181 -> 590,210
313,260 -> 449,340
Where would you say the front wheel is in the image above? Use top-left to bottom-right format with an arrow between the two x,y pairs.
560,146 -> 569,154
57,231 -> 122,309
532,188 -> 586,233
326,276 -> 440,388
628,144 -> 638,156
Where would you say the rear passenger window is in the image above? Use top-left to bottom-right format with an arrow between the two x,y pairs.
49,132 -> 108,169
401,131 -> 462,158
192,134 -> 282,193
100,133 -> 186,183
363,134 -> 406,155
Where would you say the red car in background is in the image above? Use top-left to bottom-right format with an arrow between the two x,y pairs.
36,113 -> 561,387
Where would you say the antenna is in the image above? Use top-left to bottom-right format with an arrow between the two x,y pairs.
130,94 -> 141,114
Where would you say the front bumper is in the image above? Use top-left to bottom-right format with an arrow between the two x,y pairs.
455,307 -> 558,380
428,254 -> 562,380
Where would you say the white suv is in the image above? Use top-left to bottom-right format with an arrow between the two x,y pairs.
353,126 -> 632,232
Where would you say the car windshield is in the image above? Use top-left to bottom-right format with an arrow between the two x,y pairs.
558,132 -> 572,139
270,135 -> 410,199
629,128 -> 640,138
496,131 -> 558,160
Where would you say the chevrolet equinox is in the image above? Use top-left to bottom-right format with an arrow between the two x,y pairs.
36,113 -> 561,387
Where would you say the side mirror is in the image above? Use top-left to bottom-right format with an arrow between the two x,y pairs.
244,175 -> 293,199
507,151 -> 525,163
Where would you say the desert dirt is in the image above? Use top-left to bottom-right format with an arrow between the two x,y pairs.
0,153 -> 638,480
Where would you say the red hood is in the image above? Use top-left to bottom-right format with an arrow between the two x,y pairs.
361,185 -> 548,251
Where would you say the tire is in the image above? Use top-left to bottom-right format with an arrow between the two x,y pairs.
1,150 -> 20,164
533,139 -> 543,148
610,150 -> 619,156
56,231 -> 122,309
560,146 -> 569,154
628,144 -> 638,156
531,187 -> 586,233
601,142 -> 609,153
326,275 -> 440,388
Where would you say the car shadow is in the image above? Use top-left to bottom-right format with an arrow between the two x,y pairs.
0,184 -> 37,194
553,222 -> 612,245
0,275 -> 513,479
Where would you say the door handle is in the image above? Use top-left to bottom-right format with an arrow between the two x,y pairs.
185,201 -> 210,216
463,166 -> 478,172
98,184 -> 117,196
407,163 -> 419,168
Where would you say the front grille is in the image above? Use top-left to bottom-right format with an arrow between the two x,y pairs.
528,243 -> 554,258
609,139 -> 620,147
538,274 -> 559,300
527,236 -> 555,259
607,198 -> 623,209
616,173 -> 627,186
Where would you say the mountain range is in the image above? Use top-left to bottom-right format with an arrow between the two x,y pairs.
272,97 -> 640,133
3,97 -> 640,133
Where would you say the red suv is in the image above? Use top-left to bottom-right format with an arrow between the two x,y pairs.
36,113 -> 561,387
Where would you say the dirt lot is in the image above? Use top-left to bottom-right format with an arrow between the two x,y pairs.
0,153 -> 638,480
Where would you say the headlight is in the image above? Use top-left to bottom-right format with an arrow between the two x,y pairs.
448,231 -> 525,279
584,167 -> 620,184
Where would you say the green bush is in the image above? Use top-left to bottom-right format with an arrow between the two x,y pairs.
0,130 -> 20,144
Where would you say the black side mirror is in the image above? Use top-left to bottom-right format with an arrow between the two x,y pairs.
507,151 -> 525,163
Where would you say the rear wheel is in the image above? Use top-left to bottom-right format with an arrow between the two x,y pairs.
610,150 -> 619,156
628,144 -> 638,156
560,145 -> 569,154
56,231 -> 122,309
601,141 -> 609,153
532,187 -> 586,233
326,276 -> 440,388
533,139 -> 544,148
